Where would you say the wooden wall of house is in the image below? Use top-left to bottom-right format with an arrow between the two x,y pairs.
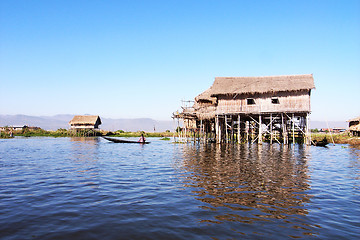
216,90 -> 311,114
70,124 -> 96,129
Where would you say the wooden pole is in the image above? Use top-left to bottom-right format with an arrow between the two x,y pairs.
215,115 -> 220,143
246,121 -> 249,143
292,113 -> 295,144
237,114 -> 241,143
200,119 -> 203,143
270,114 -> 273,144
306,114 -> 310,145
231,116 -> 234,142
258,114 -> 262,144
225,115 -> 228,143
282,113 -> 287,144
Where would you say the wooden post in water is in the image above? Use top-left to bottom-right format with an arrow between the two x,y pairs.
246,121 -> 249,143
306,113 -> 310,145
282,113 -> 288,144
200,120 -> 203,143
292,113 -> 295,144
270,114 -> 273,144
237,115 -> 241,143
258,114 -> 263,144
231,116 -> 235,142
216,116 -> 219,143
225,115 -> 228,143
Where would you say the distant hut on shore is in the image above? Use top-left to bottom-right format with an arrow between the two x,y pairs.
69,115 -> 102,132
174,74 -> 315,144
348,116 -> 360,137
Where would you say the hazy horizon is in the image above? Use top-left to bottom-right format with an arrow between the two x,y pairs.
0,113 -> 350,132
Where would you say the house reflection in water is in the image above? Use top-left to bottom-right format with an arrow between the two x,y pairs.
177,143 -> 312,226
70,137 -> 100,144
69,137 -> 101,189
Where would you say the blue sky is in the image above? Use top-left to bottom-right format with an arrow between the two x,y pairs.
1,0 -> 359,121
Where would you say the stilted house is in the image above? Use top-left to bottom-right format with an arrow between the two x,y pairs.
348,116 -> 360,136
172,101 -> 197,141
174,74 -> 315,144
69,115 -> 102,131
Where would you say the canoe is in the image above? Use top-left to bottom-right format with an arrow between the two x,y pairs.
102,136 -> 150,144
311,140 -> 328,147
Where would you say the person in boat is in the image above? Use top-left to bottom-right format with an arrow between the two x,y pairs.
138,134 -> 146,143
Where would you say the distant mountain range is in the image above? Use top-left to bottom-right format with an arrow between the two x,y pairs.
0,114 -> 348,132
309,120 -> 348,130
0,114 -> 174,132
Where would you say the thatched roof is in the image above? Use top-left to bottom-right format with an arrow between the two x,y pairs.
69,115 -> 102,125
347,116 -> 360,132
349,125 -> 360,131
210,74 -> 315,96
195,106 -> 216,120
348,116 -> 360,122
195,87 -> 217,104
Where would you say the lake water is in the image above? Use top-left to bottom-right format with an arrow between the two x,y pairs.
1,137 -> 359,239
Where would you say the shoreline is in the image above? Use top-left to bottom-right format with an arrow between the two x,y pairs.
2,129 -> 359,145
311,133 -> 360,145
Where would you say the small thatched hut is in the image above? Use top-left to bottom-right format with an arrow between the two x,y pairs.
348,116 -> 360,136
69,115 -> 102,130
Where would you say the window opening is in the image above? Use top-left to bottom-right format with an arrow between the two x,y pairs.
271,98 -> 280,104
247,98 -> 256,105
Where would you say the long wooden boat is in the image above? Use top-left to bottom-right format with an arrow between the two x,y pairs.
102,136 -> 150,144
311,140 -> 328,147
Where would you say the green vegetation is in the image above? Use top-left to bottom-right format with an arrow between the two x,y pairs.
108,131 -> 173,138
311,132 -> 360,145
0,131 -> 13,138
311,128 -> 319,133
0,126 -> 13,138
3,127 -> 358,145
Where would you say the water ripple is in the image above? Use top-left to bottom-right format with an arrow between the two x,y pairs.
0,138 -> 359,239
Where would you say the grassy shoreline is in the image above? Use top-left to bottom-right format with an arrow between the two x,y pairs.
0,128 -> 174,138
311,133 -> 360,145
1,129 -> 359,145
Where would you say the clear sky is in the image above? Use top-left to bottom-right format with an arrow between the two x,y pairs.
1,0 -> 359,121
